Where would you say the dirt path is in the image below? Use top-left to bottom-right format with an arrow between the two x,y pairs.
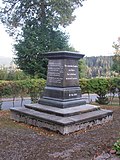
0,106 -> 120,160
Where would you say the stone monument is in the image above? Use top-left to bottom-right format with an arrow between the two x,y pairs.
11,51 -> 113,134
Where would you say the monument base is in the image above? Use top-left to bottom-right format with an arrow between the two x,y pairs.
10,103 -> 113,135
39,98 -> 86,108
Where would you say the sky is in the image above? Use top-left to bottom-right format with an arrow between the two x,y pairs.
0,0 -> 120,58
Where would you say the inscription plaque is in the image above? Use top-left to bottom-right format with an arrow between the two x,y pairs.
47,59 -> 64,87
47,59 -> 79,87
63,59 -> 79,87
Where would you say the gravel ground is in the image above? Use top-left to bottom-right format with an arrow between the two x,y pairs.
0,106 -> 120,160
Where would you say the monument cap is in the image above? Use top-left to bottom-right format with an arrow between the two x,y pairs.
43,51 -> 85,59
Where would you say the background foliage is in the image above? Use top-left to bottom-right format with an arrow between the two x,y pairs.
0,77 -> 120,106
0,0 -> 83,78
14,20 -> 75,78
0,0 -> 85,35
0,79 -> 46,106
112,38 -> 120,75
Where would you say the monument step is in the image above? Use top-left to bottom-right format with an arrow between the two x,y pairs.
39,98 -> 86,108
10,107 -> 113,126
25,103 -> 100,117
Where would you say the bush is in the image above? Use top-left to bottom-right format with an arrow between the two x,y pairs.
28,79 -> 46,103
89,78 -> 109,104
109,77 -> 120,105
79,79 -> 91,94
113,139 -> 120,155
0,78 -> 46,105
79,78 -> 110,104
95,96 -> 109,105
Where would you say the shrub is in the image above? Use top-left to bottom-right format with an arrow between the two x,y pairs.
0,78 -> 46,105
109,77 -> 120,105
89,78 -> 109,104
113,139 -> 120,155
28,79 -> 46,103
79,79 -> 90,94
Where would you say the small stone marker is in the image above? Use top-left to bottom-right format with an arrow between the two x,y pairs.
10,51 -> 113,134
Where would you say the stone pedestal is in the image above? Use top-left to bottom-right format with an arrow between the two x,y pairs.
39,51 -> 86,108
10,51 -> 113,134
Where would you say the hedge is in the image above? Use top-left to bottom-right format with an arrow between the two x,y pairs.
0,79 -> 46,107
80,77 -> 120,105
0,77 -> 120,106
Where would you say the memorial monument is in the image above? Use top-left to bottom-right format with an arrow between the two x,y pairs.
11,51 -> 113,134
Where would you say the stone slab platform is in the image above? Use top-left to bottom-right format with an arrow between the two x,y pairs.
10,106 -> 113,134
25,103 -> 100,117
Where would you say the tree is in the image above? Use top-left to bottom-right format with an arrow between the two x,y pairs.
0,67 -> 8,80
78,59 -> 87,78
0,0 -> 85,36
0,0 -> 84,78
112,37 -> 120,76
14,19 -> 74,78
